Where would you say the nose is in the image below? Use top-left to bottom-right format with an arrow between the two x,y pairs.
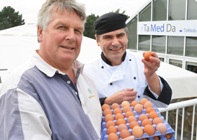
65,29 -> 76,41
111,37 -> 119,46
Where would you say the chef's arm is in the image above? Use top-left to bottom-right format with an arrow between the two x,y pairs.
146,73 -> 161,96
144,76 -> 172,105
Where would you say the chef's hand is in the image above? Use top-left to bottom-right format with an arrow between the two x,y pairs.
104,88 -> 137,105
142,51 -> 161,95
142,51 -> 160,77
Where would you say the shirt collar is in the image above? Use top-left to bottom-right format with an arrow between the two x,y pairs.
101,51 -> 127,66
32,50 -> 83,78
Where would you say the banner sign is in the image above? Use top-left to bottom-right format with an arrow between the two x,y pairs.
137,20 -> 197,37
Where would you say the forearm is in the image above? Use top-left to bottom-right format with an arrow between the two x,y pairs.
144,76 -> 172,105
146,73 -> 161,96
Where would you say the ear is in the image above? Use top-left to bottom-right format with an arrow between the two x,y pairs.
37,26 -> 43,42
95,35 -> 100,47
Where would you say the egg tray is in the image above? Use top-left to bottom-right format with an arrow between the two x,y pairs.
101,105 -> 175,140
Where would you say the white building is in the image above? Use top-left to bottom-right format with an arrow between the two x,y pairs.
127,0 -> 197,74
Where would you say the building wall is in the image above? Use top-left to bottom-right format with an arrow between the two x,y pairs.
127,0 -> 197,74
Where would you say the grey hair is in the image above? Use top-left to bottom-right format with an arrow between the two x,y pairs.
37,0 -> 86,30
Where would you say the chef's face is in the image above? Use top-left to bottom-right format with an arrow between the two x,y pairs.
96,28 -> 128,66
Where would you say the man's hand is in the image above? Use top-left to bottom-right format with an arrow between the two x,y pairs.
142,51 -> 161,95
142,51 -> 160,77
104,88 -> 137,105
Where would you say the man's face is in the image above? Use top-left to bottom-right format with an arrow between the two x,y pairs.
96,28 -> 128,66
37,9 -> 84,70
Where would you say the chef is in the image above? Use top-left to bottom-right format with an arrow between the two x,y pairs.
83,12 -> 172,108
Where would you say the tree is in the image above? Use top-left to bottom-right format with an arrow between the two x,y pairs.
0,6 -> 25,30
84,13 -> 99,39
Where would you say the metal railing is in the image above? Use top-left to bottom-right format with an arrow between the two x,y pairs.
158,98 -> 197,140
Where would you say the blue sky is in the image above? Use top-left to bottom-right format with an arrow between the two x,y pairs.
0,0 -> 150,23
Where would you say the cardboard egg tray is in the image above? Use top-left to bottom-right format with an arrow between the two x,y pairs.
101,104 -> 175,140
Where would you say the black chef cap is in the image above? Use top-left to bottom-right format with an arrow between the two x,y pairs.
94,12 -> 127,35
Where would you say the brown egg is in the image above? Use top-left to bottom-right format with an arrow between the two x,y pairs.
121,101 -> 131,108
138,114 -> 148,121
104,114 -> 114,122
116,118 -> 126,126
144,124 -> 155,136
122,135 -> 135,140
107,125 -> 117,134
156,123 -> 167,134
123,106 -> 132,113
144,101 -> 153,109
113,108 -> 122,115
129,121 -> 139,129
143,51 -> 153,61
120,129 -> 131,139
111,103 -> 120,110
118,123 -> 128,132
127,116 -> 137,123
134,104 -> 143,114
142,118 -> 152,126
108,133 -> 119,140
140,98 -> 148,105
106,120 -> 115,129
125,111 -> 135,118
115,113 -> 124,120
149,111 -> 159,119
154,136 -> 160,140
165,134 -> 172,139
132,125 -> 143,138
153,117 -> 163,125
102,104 -> 111,111
103,108 -> 112,116
131,100 -> 139,107
146,106 -> 155,113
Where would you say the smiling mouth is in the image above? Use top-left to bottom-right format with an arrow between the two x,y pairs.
110,47 -> 121,51
61,46 -> 74,50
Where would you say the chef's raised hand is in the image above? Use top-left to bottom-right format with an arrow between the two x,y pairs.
142,51 -> 160,77
142,51 -> 161,95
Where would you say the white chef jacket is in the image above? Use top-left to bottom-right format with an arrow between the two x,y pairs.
84,51 -> 168,107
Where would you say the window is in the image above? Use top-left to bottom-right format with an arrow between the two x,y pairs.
159,57 -> 164,62
188,0 -> 197,20
138,35 -> 150,51
167,36 -> 184,55
169,59 -> 182,68
168,0 -> 185,20
186,61 -> 197,73
185,37 -> 197,57
153,0 -> 167,21
127,16 -> 137,50
152,35 -> 166,53
139,3 -> 151,21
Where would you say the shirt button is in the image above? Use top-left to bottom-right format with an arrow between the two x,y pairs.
101,66 -> 104,69
138,95 -> 140,98
67,81 -> 71,84
110,83 -> 113,85
133,77 -> 136,80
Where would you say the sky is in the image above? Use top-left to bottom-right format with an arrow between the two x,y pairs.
0,0 -> 150,24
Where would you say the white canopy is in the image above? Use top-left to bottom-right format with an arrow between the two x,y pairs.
0,24 -> 197,99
